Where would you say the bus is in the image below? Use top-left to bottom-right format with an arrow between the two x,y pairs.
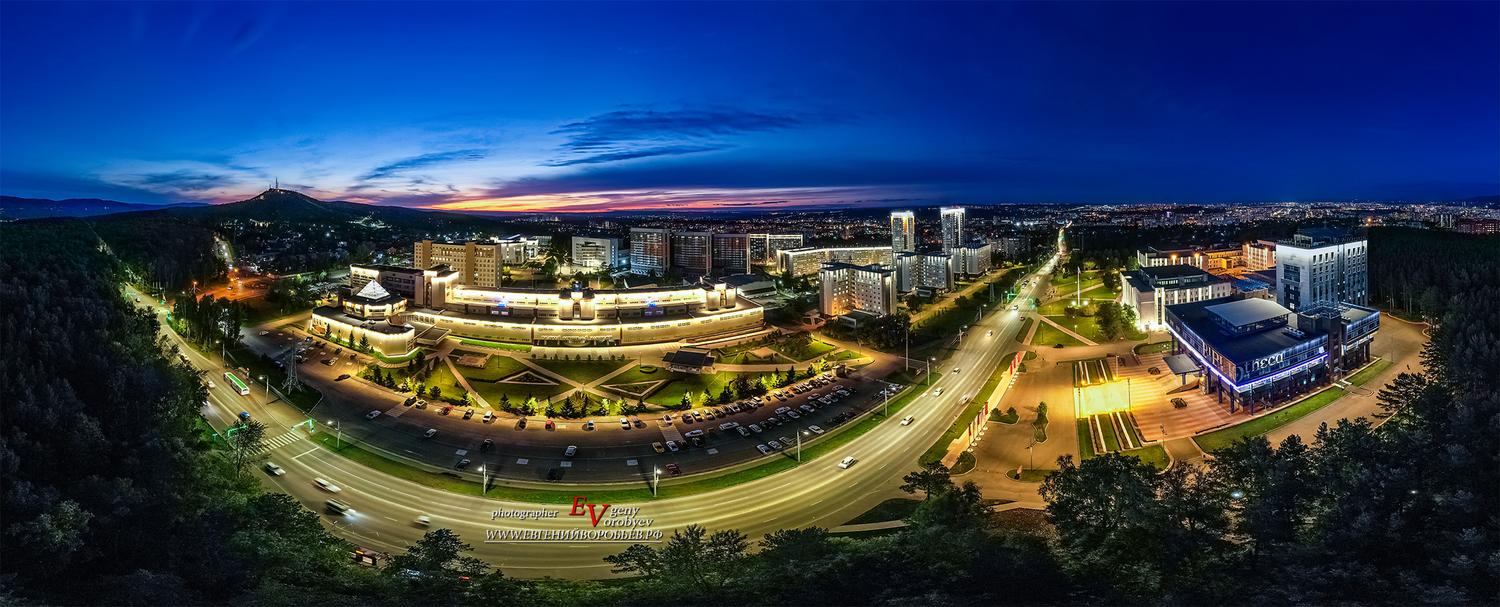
223,371 -> 251,396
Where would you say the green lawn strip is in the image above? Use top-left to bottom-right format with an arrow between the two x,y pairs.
920,363 -> 1012,465
1098,416 -> 1122,452
1013,317 -> 1034,343
470,377 -> 569,407
533,359 -> 630,384
645,371 -> 763,407
1193,386 -> 1347,454
1007,468 -> 1057,482
458,338 -> 532,352
827,349 -> 862,362
312,384 -> 924,503
771,339 -> 836,361
1034,320 -> 1086,347
1077,420 -> 1096,459
399,362 -> 470,404
1118,444 -> 1170,470
844,498 -> 922,525
1346,358 -> 1393,387
830,527 -> 903,540
450,353 -> 531,382
1134,341 -> 1173,355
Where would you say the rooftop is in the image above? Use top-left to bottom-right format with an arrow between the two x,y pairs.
1138,264 -> 1222,282
1168,298 -> 1323,365
1205,297 -> 1291,328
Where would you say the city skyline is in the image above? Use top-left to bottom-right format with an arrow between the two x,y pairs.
3,1 -> 1497,212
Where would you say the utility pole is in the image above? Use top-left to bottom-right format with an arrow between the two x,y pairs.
651,467 -> 661,496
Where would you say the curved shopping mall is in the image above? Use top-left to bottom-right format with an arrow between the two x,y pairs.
310,263 -> 764,355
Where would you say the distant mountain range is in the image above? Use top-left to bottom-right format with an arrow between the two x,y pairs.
0,196 -> 205,220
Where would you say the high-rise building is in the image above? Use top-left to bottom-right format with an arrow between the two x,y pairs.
1275,228 -> 1368,311
940,207 -> 965,254
571,236 -> 622,270
671,231 -> 713,279
952,242 -> 992,276
629,228 -> 671,277
496,235 -> 540,265
712,233 -> 751,276
414,240 -> 502,288
894,252 -> 952,293
819,262 -> 896,317
890,210 -> 917,253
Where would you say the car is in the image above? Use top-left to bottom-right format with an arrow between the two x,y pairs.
631,416 -> 644,428
718,421 -> 739,431
767,440 -> 783,450
415,399 -> 428,409
931,387 -> 944,397
901,415 -> 915,426
619,417 -> 630,429
482,411 -> 494,423
259,330 -> 270,336
756,444 -> 772,454
314,478 -> 341,493
748,423 -> 763,433
838,456 -> 857,469
336,373 -> 351,381
1171,397 -> 1189,409
799,404 -> 816,414
455,458 -> 471,470
779,436 -> 795,447
441,405 -> 453,415
415,515 -> 431,527
786,410 -> 800,419
263,462 -> 286,476
652,442 -> 666,453
952,367 -> 961,374
737,427 -> 751,437
564,445 -> 577,458
481,438 -> 494,451
584,420 -> 595,430
322,358 -> 335,366
424,428 -> 437,438
207,379 -> 217,389
775,406 -> 791,414
684,429 -> 705,438
515,418 -> 527,429
666,440 -> 680,452
365,410 -> 381,420
987,329 -> 994,336
325,499 -> 353,516
463,408 -> 475,420
808,425 -> 824,435
692,411 -> 704,421
1011,304 -> 1019,311
703,409 -> 716,420
404,396 -> 418,406
544,419 -> 556,430
665,463 -> 681,476
661,414 -> 674,423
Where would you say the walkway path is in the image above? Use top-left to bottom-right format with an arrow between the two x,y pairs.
1034,314 -> 1100,346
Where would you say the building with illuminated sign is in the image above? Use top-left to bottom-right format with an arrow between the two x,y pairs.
1164,295 -> 1378,413
312,262 -> 764,352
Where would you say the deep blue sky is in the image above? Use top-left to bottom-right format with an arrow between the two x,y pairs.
2,1 -> 1496,211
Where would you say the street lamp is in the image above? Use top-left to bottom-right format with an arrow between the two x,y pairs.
796,429 -> 808,461
478,466 -> 489,495
927,357 -> 935,385
651,467 -> 661,496
328,419 -> 342,449
259,375 -> 268,398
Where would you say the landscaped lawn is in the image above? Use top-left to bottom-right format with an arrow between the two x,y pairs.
1097,415 -> 1122,452
1193,387 -> 1347,454
845,498 -> 922,525
1134,341 -> 1173,355
1119,444 -> 1170,470
1346,357 -> 1393,387
533,358 -> 630,384
772,338 -> 836,361
1051,270 -> 1103,292
400,361 -> 469,404
1077,420 -> 1095,459
457,337 -> 532,353
951,451 -> 977,474
1033,319 -> 1086,347
645,370 -> 755,406
450,352 -> 530,382
827,349 -> 861,362
1014,317 -> 1034,343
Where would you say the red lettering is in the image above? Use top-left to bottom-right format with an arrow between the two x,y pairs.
569,496 -> 588,516
586,503 -> 611,527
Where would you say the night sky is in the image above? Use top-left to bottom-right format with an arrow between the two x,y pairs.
2,1 -> 1496,211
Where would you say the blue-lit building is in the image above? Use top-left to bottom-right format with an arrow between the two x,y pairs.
1165,296 -> 1379,413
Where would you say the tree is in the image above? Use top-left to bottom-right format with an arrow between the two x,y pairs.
388,529 -> 492,605
605,525 -> 748,589
226,418 -> 268,475
900,462 -> 953,497
430,385 -> 442,400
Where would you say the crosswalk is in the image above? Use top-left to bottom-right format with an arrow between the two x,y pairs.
256,432 -> 305,453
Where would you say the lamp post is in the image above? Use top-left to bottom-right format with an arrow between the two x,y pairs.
796,429 -> 809,462
883,389 -> 890,417
927,357 -> 935,385
259,375 -> 268,398
479,466 -> 489,494
328,419 -> 341,449
651,467 -> 661,496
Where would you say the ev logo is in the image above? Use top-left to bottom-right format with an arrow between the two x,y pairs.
569,496 -> 610,527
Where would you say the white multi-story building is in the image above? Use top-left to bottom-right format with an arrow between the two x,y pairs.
1276,228 -> 1368,311
894,252 -> 952,293
777,245 -> 893,277
890,210 -> 917,253
629,228 -> 671,277
952,242 -> 992,276
571,235 -> 622,270
819,262 -> 896,317
749,233 -> 805,266
1243,239 -> 1277,271
414,240 -> 503,288
671,231 -> 713,279
940,206 -> 965,254
1122,264 -> 1234,330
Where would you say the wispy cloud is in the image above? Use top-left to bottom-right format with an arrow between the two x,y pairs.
546,107 -> 803,166
132,169 -> 234,192
357,149 -> 488,182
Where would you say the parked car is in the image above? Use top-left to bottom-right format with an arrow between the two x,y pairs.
619,417 -> 630,429
652,442 -> 666,453
515,418 -> 527,429
544,419 -> 556,430
748,423 -> 763,433
1171,397 -> 1188,409
584,420 -> 595,430
463,408 -> 475,420
481,438 -> 493,452
665,463 -> 681,476
767,440 -> 784,450
808,425 -> 824,435
756,444 -> 773,454
684,429 -> 705,438
455,458 -> 471,470
482,411 -> 494,423
314,478 -> 341,493
441,405 -> 453,415
336,373 -> 351,381
263,462 -> 286,476
737,427 -> 751,437
666,440 -> 680,452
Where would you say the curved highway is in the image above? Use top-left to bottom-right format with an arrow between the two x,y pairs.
132,249 -> 1057,579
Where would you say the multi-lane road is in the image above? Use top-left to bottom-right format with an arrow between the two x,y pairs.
129,250 -> 1056,579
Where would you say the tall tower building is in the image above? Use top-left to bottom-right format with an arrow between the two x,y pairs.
890,210 -> 917,253
671,231 -> 713,279
1275,228 -> 1368,312
940,207 -> 966,254
629,228 -> 671,277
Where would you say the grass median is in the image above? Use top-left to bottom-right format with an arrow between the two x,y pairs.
1193,386 -> 1347,454
919,359 -> 1014,465
308,382 -> 927,504
1346,357 -> 1393,387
